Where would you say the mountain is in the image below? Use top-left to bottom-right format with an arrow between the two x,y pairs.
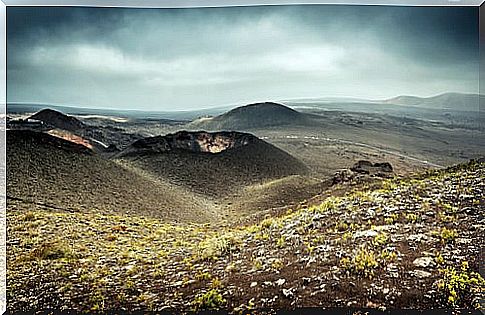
29,108 -> 85,132
382,93 -> 483,111
6,130 -> 217,222
115,130 -> 309,197
189,102 -> 310,131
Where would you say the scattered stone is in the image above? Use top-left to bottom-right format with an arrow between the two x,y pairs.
354,230 -> 379,238
282,288 -> 295,299
275,278 -> 286,286
407,234 -> 429,243
411,270 -> 432,278
413,257 -> 436,268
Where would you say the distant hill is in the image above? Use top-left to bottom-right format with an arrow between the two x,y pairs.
189,102 -> 310,131
7,102 -> 230,121
116,130 -> 309,197
6,130 -> 218,222
382,93 -> 483,111
29,108 -> 85,132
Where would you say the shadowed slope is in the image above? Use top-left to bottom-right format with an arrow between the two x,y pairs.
7,130 -> 218,222
29,109 -> 85,132
115,130 -> 309,197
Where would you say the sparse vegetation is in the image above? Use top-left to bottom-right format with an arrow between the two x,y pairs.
192,289 -> 226,311
436,261 -> 485,308
372,232 -> 388,246
438,227 -> 458,244
405,213 -> 420,223
340,247 -> 379,278
7,150 -> 484,311
195,232 -> 242,261
29,240 -> 74,261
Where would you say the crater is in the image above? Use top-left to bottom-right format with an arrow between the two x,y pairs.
125,131 -> 256,156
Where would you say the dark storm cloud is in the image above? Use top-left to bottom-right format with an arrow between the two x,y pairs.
6,5 -> 479,110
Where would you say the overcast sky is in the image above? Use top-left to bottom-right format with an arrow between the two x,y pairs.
7,5 -> 479,111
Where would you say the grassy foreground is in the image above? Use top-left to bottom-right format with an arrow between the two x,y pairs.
7,160 -> 485,312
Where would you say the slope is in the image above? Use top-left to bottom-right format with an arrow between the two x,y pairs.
189,102 -> 312,131
6,130 -> 219,222
115,131 -> 309,198
29,108 -> 85,132
7,159 -> 484,312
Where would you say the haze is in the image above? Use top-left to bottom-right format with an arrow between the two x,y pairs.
7,5 -> 479,111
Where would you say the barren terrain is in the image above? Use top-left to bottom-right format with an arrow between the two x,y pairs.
6,94 -> 485,312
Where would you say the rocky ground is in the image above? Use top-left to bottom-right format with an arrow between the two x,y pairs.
7,160 -> 485,313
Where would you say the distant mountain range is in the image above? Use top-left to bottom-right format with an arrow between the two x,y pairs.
7,93 -> 483,121
381,93 -> 483,111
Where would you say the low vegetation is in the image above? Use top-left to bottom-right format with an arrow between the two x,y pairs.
7,160 -> 484,311
436,261 -> 485,308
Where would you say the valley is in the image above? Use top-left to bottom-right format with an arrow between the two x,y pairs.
5,93 -> 485,312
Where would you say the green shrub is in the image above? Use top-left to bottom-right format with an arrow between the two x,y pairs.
195,232 -> 241,261
372,232 -> 388,246
436,261 -> 485,308
405,213 -> 420,223
439,227 -> 458,244
192,289 -> 226,310
336,221 -> 349,232
340,247 -> 378,279
384,213 -> 399,225
341,246 -> 397,279
276,235 -> 286,248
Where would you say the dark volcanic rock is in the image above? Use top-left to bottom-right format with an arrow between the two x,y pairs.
8,129 -> 93,155
351,160 -> 393,175
105,144 -> 121,152
29,109 -> 85,132
120,131 -> 256,157
333,160 -> 394,185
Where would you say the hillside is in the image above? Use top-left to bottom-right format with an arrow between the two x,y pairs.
115,131 -> 309,197
29,108 -> 85,132
383,93 -> 483,112
189,102 -> 311,131
7,159 -> 484,312
6,130 -> 219,222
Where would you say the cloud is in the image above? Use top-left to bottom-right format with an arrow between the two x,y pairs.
6,5 -> 479,110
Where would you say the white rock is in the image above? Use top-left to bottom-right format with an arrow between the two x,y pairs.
354,230 -> 378,238
275,278 -> 286,286
413,257 -> 435,268
282,288 -> 294,298
412,270 -> 432,278
250,282 -> 258,288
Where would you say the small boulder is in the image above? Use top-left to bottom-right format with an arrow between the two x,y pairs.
411,270 -> 432,278
413,256 -> 436,268
351,160 -> 394,177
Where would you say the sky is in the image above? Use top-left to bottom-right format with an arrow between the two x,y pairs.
7,5 -> 479,111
